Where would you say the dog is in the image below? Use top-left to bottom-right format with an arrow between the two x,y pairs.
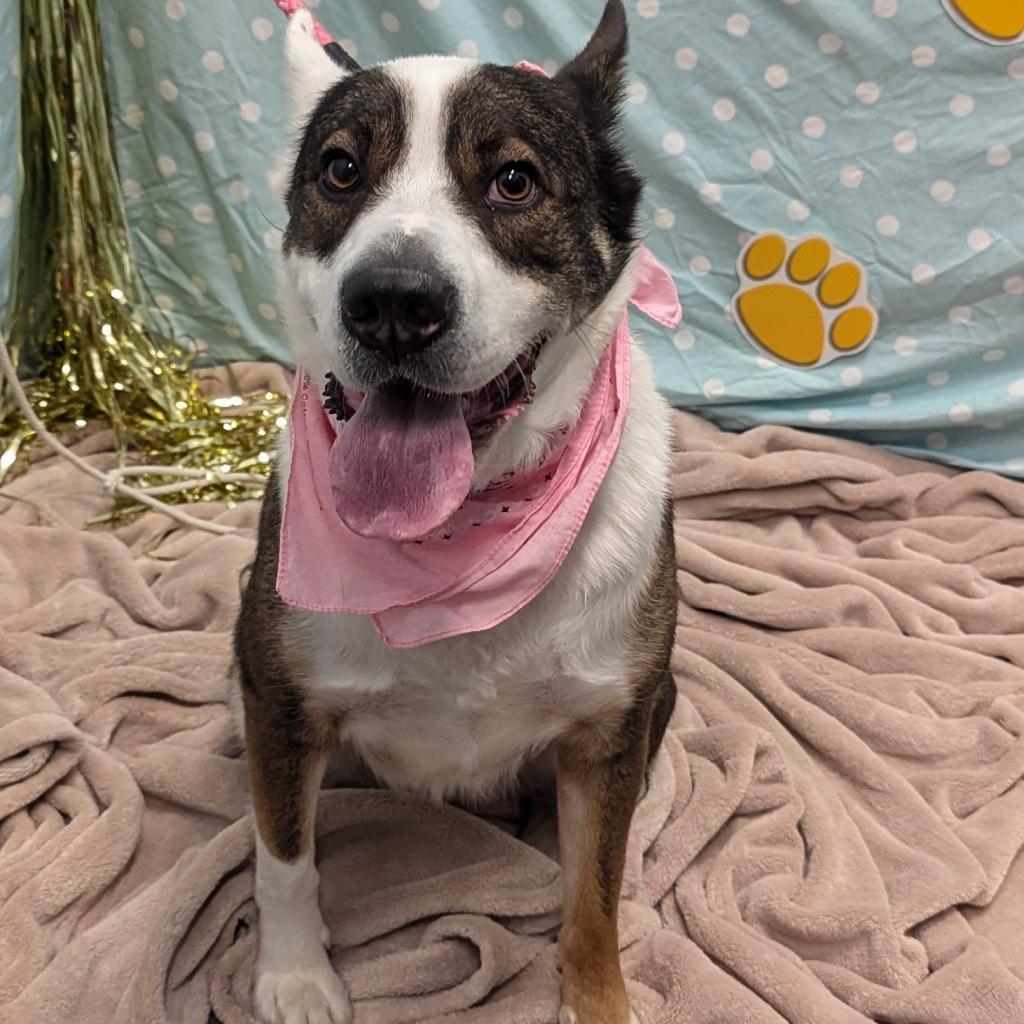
234,3 -> 678,1022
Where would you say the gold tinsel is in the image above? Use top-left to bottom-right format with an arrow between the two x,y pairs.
0,0 -> 286,517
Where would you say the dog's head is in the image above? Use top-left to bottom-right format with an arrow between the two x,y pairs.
278,0 -> 642,540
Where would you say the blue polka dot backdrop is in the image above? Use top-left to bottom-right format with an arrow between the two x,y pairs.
1,1 -> 1023,476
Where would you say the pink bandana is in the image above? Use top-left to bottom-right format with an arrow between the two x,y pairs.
277,247 -> 680,648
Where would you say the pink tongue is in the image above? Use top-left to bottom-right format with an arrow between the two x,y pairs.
328,386 -> 474,541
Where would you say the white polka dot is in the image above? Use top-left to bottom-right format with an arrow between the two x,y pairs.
419,0 -> 441,8
228,254 -> 243,273
1004,275 -> 1024,295
803,116 -> 826,139
240,101 -> 262,123
949,94 -> 974,117
751,148 -> 774,172
637,0 -> 660,17
983,348 -> 1005,362
713,98 -> 736,121
1007,458 -> 1024,471
306,0 -> 320,7
893,130 -> 917,154
840,166 -> 863,189
627,81 -> 647,104
912,45 -> 935,68
928,370 -> 950,386
987,144 -> 1011,167
699,183 -> 722,205
930,179 -> 955,202
689,255 -> 711,276
1009,378 -> 1024,397
263,228 -> 283,250
654,208 -> 675,229
128,27 -> 145,48
456,40 -> 479,59
926,432 -> 947,450
0,194 -> 13,218
855,82 -> 880,104
124,104 -> 144,127
503,6 -> 524,27
381,12 -> 400,31
662,132 -> 686,155
155,294 -> 174,312
984,418 -> 1005,431
870,392 -> 891,407
675,48 -> 698,70
123,179 -> 142,200
10,54 -> 19,77
340,39 -> 359,59
808,409 -> 832,425
840,366 -> 863,387
258,302 -> 278,321
873,0 -> 897,17
764,65 -> 788,88
726,13 -> 750,36
912,263 -> 936,285
224,322 -> 242,338
787,199 -> 810,221
541,60 -> 558,76
158,79 -> 179,101
201,50 -> 224,73
703,378 -> 726,398
948,306 -> 972,325
818,33 -> 842,54
949,403 -> 973,424
157,154 -> 176,176
251,18 -> 274,41
157,228 -> 174,245
876,215 -> 900,237
1009,58 -> 1024,80
968,228 -> 993,252
192,203 -> 214,224
165,0 -> 185,20
195,130 -> 216,152
228,180 -> 250,202
673,328 -> 695,351
894,335 -> 917,356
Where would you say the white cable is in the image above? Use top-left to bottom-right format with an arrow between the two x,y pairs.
0,328 -> 247,536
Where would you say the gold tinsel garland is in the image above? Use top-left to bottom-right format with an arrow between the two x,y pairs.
0,0 -> 285,517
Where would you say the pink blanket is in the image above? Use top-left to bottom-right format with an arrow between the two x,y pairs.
2,382 -> 1023,1022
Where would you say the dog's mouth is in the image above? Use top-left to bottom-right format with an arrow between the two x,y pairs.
319,337 -> 545,542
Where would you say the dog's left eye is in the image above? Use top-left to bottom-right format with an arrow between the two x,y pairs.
487,163 -> 538,206
320,151 -> 361,195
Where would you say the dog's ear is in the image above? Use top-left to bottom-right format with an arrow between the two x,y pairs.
556,0 -> 628,124
284,9 -> 359,123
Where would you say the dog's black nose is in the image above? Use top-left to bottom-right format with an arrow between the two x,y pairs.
340,266 -> 456,363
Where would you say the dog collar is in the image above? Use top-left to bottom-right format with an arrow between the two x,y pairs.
276,248 -> 679,648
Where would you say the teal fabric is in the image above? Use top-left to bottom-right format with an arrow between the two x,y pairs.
0,3 -> 20,322
3,2 -> 1024,477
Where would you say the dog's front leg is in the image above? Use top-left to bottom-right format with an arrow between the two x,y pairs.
556,708 -> 648,1024
245,694 -> 351,1024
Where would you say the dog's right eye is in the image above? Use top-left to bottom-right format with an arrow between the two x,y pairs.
320,152 -> 361,195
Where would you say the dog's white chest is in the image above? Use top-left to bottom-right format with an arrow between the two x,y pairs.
343,666 -> 568,801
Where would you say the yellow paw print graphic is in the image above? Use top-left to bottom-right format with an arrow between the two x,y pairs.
943,0 -> 1024,44
732,233 -> 878,368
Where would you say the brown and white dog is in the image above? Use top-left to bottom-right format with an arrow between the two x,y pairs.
233,3 -> 677,1022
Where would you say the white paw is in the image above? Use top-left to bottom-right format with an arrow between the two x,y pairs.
254,963 -> 352,1024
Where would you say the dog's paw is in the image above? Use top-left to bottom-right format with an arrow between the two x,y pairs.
558,1006 -> 638,1024
732,232 -> 876,368
253,963 -> 352,1024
